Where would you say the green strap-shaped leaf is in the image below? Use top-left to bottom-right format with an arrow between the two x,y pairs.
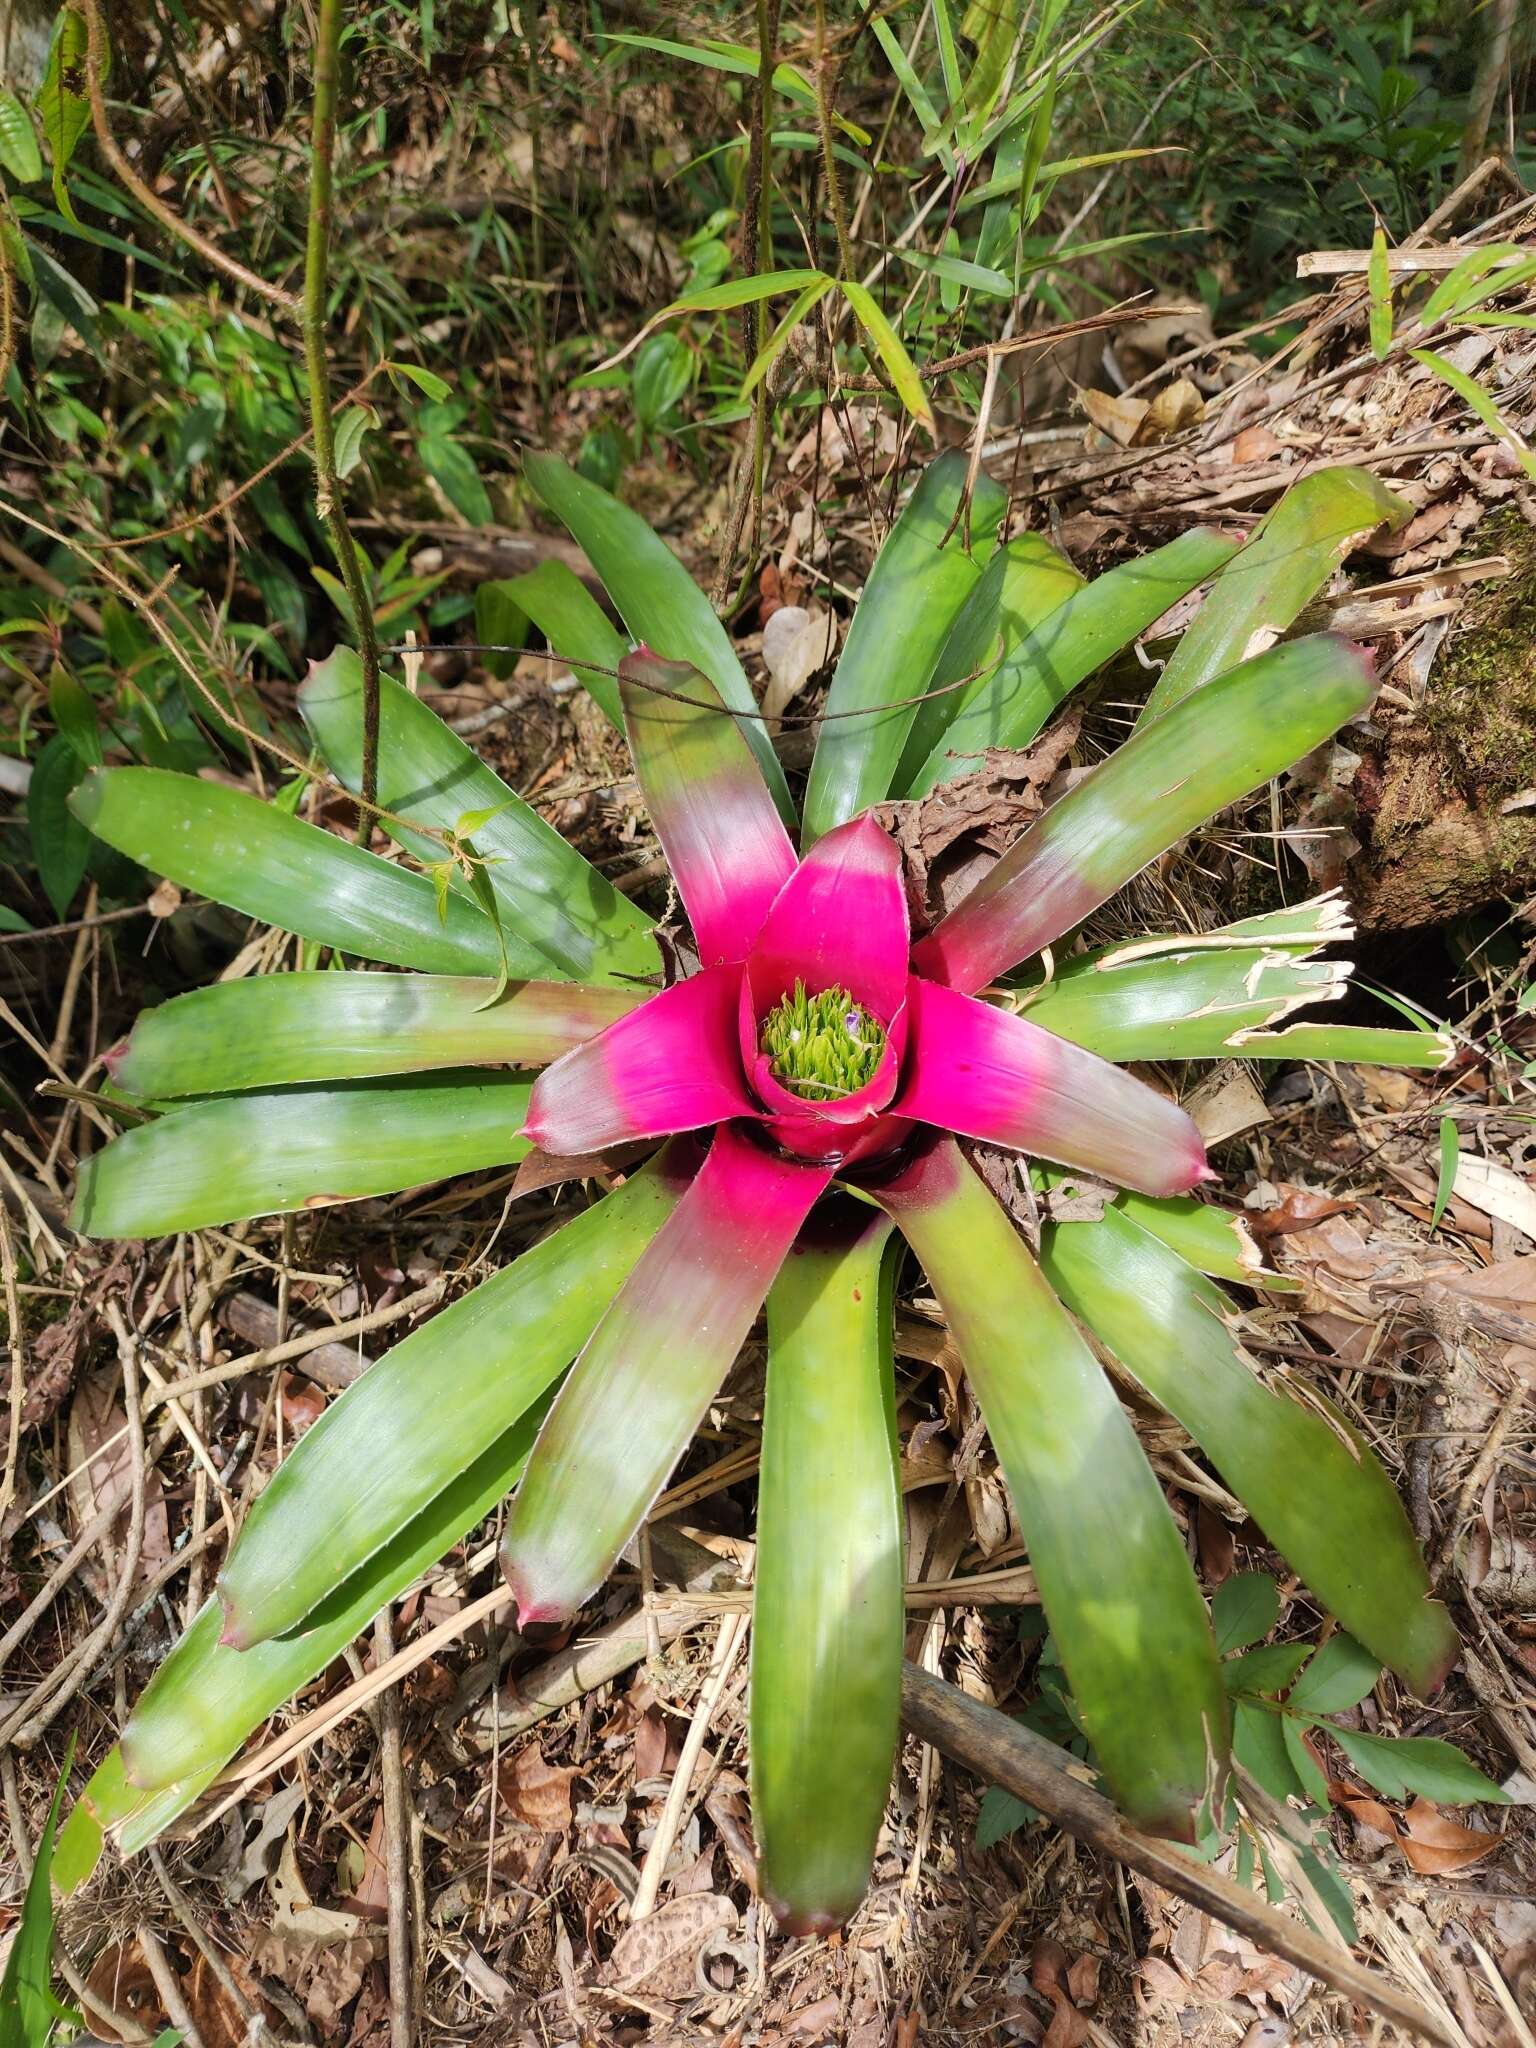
111,972 -> 646,1098
299,651 -> 659,986
211,1148 -> 692,1652
1140,470 -> 1408,721
753,1208 -> 903,1934
1038,1202 -> 1459,1696
70,766 -> 507,977
892,530 -> 1084,795
907,527 -> 1240,793
522,454 -> 794,824
873,1137 -> 1228,1838
1229,1022 -> 1453,1068
0,1736 -> 82,2039
1038,1171 -> 1291,1291
56,1153 -> 695,1872
804,451 -> 1007,843
72,1072 -> 533,1236
502,559 -> 626,728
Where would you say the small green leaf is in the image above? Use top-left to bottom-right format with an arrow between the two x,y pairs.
1212,1572 -> 1279,1655
1232,1701 -> 1304,1803
976,1783 -> 1038,1848
473,579 -> 529,681
739,274 -> 836,397
1332,1728 -> 1510,1806
27,732 -> 91,916
36,7 -> 97,226
839,278 -> 934,434
387,360 -> 452,401
1412,345 -> 1536,482
0,1733 -> 84,2044
419,432 -> 493,524
333,402 -> 375,480
1368,225 -> 1393,362
1288,1633 -> 1380,1717
1281,1716 -> 1332,1804
894,247 -> 1013,296
1431,1115 -> 1459,1234
48,661 -> 103,766
1224,1642 -> 1312,1696
0,87 -> 43,183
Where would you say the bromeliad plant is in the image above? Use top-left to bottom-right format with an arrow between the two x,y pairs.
58,455 -> 1460,1934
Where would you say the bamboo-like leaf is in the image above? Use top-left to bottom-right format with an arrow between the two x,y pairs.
740,273 -> 837,396
605,267 -> 828,367
1411,346 -> 1536,482
501,559 -> 626,727
915,635 -> 1376,995
214,1150 -> 692,1655
1230,1022 -> 1453,1068
110,972 -> 646,1099
0,1738 -> 82,2039
299,650 -> 659,985
753,1208 -> 903,1934
893,531 -> 1084,795
804,451 -> 1006,842
1368,226 -> 1393,361
597,34 -> 869,141
72,1072 -> 534,1236
907,527 -> 1238,793
70,766 -> 507,976
1038,1202 -> 1459,1695
838,278 -> 934,434
523,454 -> 794,822
1140,470 -> 1408,720
874,1136 -> 1228,1838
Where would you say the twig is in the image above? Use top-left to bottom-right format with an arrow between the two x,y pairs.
75,0 -> 297,310
899,1661 -> 1455,2047
301,0 -> 383,819
0,212 -> 15,401
374,1609 -> 414,2048
0,1204 -> 23,1531
139,1925 -> 207,2048
629,1607 -> 749,1919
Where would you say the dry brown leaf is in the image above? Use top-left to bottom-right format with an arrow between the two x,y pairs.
499,1743 -> 581,1832
1081,388 -> 1151,447
1399,1796 -> 1501,1874
602,1892 -> 737,1999
83,1942 -> 167,2042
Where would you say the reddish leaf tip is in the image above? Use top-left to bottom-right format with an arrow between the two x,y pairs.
215,1582 -> 252,1651
767,1897 -> 847,1939
102,1036 -> 130,1081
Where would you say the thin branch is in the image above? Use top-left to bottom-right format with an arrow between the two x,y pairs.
301,0 -> 383,819
75,0 -> 297,310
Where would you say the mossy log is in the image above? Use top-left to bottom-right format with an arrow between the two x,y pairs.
1352,512 -> 1536,929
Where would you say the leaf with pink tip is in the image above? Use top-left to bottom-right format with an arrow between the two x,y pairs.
619,652 -> 797,966
522,965 -> 754,1156
871,1135 -> 1228,1840
746,813 -> 910,1021
753,1206 -> 903,1935
500,1124 -> 831,1625
914,634 -> 1376,994
896,979 -> 1210,1197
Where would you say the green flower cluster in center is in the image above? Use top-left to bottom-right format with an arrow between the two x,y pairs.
760,981 -> 888,1101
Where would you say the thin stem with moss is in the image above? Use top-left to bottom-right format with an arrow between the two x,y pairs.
301,0 -> 382,819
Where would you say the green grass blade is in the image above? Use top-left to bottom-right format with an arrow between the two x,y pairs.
753,1209 -> 903,1934
892,531 -> 1083,794
875,1137 -> 1228,1838
1039,1202 -> 1459,1695
1140,469 -> 1409,720
299,650 -> 659,985
1231,1022 -> 1454,1068
111,973 -> 645,1098
70,767 -> 506,977
1411,346 -> 1536,482
908,527 -> 1237,793
837,279 -> 934,434
72,1072 -> 533,1235
523,453 -> 794,823
0,1737 -> 83,2042
804,451 -> 1005,842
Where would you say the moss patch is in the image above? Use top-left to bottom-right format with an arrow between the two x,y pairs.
1415,509 -> 1536,802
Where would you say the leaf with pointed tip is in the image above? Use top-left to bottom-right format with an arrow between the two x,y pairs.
502,559 -> 626,728
299,650 -> 658,986
873,1136 -> 1228,1838
753,1207 -> 903,1935
908,527 -> 1238,793
500,1125 -> 830,1626
522,454 -> 794,822
72,1072 -> 533,1236
70,766 -> 507,975
915,635 -> 1376,994
110,972 -> 646,1098
1038,1171 -> 1293,1291
1037,1200 -> 1459,1696
803,450 -> 1007,843
1227,1022 -> 1453,1068
892,531 -> 1084,795
1140,470 -> 1408,721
